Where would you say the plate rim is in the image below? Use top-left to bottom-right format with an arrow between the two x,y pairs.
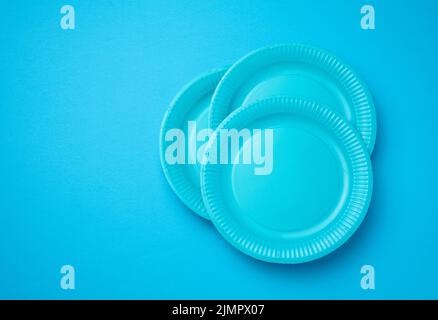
201,97 -> 373,263
209,43 -> 377,154
159,67 -> 227,219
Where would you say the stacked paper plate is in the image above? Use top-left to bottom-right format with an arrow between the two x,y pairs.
160,43 -> 376,264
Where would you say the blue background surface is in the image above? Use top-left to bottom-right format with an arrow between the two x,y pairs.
1,0 -> 437,299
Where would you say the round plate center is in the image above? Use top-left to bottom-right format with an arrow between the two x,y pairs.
229,116 -> 348,235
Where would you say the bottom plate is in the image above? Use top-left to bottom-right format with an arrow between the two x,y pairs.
201,97 -> 373,263
160,67 -> 227,219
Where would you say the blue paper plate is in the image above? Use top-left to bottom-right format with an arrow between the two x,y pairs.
160,67 -> 227,219
201,97 -> 373,263
210,43 -> 377,153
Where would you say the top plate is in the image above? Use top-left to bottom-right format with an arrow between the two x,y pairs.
209,43 -> 377,153
201,97 -> 373,263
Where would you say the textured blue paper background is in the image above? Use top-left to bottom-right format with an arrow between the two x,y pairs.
1,0 -> 437,299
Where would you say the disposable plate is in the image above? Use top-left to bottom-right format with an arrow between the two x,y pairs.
160,67 -> 226,219
209,43 -> 377,153
201,97 -> 373,263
